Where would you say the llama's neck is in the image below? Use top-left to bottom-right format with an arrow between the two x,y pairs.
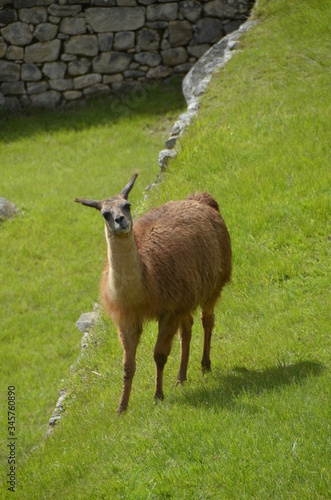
105,227 -> 145,304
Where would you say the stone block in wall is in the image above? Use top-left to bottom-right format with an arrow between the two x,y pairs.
1,22 -> 33,46
21,63 -> 42,81
146,21 -> 168,29
192,18 -> 224,44
42,61 -> 66,79
25,40 -> 61,63
97,33 -> 113,52
146,65 -> 173,79
161,47 -> 187,66
61,54 -> 76,62
203,0 -> 248,19
63,90 -> 82,101
48,4 -> 82,18
123,69 -> 145,78
27,81 -> 48,94
103,73 -> 123,84
0,9 -> 17,24
1,81 -> 25,95
179,1 -> 202,23
34,23 -> 58,42
0,43 -> 7,58
49,16 -> 61,24
174,61 -> 193,73
92,51 -> 132,74
223,19 -> 243,34
161,39 -> 170,50
111,80 -> 142,94
146,4 -> 178,22
134,52 -> 161,67
68,58 -> 91,76
168,20 -> 192,47
49,79 -> 73,91
64,35 -> 98,57
6,46 -> 24,60
83,83 -> 110,97
30,90 -> 61,108
18,7 -> 48,24
86,7 -> 145,32
59,17 -> 86,35
0,61 -> 20,82
114,32 -> 135,51
137,29 -> 160,51
74,73 -> 102,90
1,96 -> 20,109
187,44 -> 209,59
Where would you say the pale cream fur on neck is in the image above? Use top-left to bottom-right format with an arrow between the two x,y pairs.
105,225 -> 146,304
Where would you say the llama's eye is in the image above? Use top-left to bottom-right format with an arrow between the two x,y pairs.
101,211 -> 112,220
123,203 -> 131,210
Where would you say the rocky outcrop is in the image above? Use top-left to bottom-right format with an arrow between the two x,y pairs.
0,0 -> 254,109
0,197 -> 18,220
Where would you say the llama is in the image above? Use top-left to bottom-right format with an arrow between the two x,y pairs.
75,174 -> 232,413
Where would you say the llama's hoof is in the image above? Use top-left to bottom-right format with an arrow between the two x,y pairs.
201,365 -> 212,375
175,378 -> 186,386
116,405 -> 127,415
154,392 -> 164,402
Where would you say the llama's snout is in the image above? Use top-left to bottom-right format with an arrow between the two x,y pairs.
114,215 -> 130,233
102,209 -> 131,235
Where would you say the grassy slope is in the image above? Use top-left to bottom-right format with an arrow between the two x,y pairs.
0,81 -> 185,483
1,0 -> 330,497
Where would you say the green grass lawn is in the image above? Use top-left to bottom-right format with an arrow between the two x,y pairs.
1,0 -> 330,497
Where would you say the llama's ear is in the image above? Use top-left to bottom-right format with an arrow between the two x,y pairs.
120,173 -> 138,200
74,198 -> 102,211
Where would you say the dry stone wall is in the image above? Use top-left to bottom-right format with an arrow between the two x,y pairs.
0,0 -> 253,109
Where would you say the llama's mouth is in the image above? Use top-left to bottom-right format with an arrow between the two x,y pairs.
111,221 -> 131,236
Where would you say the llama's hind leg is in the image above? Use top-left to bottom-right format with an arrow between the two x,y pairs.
201,307 -> 215,373
176,313 -> 194,385
154,313 -> 180,401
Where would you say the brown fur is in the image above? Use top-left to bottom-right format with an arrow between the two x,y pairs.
76,176 -> 232,413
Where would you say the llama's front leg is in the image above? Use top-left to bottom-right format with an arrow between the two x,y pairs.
176,314 -> 193,384
117,325 -> 141,414
154,314 -> 179,401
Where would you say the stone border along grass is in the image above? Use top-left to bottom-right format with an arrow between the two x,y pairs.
47,15 -> 258,433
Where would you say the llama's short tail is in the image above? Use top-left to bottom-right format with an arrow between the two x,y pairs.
186,192 -> 220,212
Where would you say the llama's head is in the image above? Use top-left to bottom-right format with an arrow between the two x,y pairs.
75,173 -> 138,237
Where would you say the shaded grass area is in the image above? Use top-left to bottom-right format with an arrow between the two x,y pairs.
0,78 -> 186,474
1,0 -> 330,497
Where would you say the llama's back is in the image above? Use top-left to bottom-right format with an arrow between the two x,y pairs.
134,194 -> 231,316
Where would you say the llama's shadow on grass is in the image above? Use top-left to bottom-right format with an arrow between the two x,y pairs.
172,360 -> 325,409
